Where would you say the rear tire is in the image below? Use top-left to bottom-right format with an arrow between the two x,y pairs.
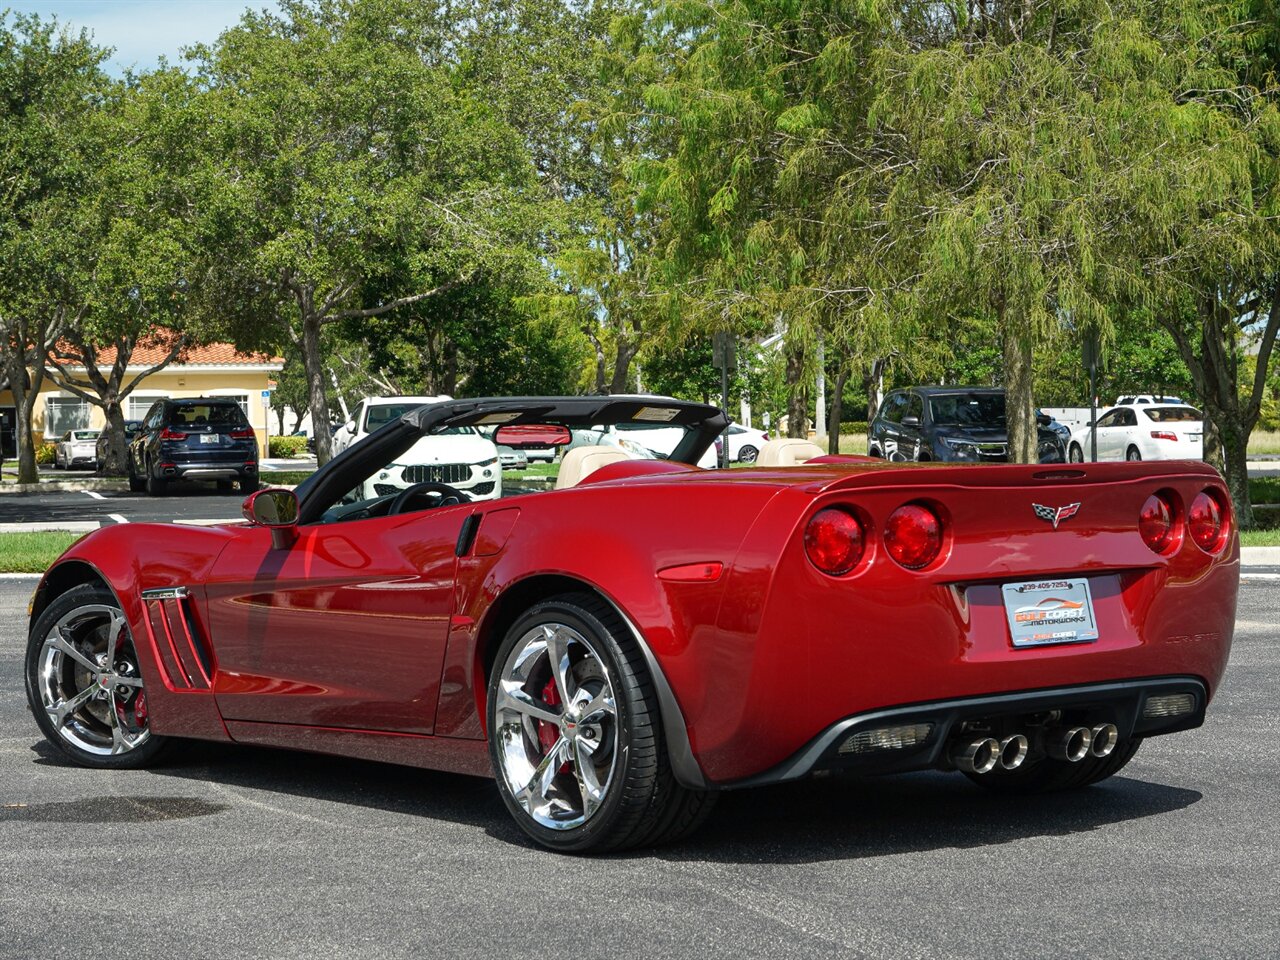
487,594 -> 714,853
239,477 -> 260,493
964,738 -> 1142,793
127,458 -> 145,493
1068,443 -> 1084,463
145,464 -> 167,497
1126,446 -> 1142,462
738,445 -> 758,464
216,480 -> 234,494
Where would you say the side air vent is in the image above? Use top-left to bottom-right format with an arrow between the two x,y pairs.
140,587 -> 215,689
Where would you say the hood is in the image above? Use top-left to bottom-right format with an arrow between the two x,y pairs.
396,434 -> 497,466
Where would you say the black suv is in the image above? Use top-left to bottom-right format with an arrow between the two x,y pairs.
128,398 -> 260,496
869,387 -> 1066,463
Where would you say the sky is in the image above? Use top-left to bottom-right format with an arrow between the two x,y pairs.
4,1 -> 266,74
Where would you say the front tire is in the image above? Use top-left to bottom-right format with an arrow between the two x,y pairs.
25,583 -> 168,768
487,594 -> 714,853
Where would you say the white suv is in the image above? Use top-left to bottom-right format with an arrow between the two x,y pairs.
337,396 -> 503,502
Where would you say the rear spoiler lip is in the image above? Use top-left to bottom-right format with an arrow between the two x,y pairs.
818,459 -> 1226,493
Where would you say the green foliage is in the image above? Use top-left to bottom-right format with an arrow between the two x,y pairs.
268,435 -> 309,458
35,442 -> 55,465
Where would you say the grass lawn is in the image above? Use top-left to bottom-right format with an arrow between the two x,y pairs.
1248,430 -> 1280,455
0,532 -> 81,573
1240,528 -> 1280,547
1249,476 -> 1280,504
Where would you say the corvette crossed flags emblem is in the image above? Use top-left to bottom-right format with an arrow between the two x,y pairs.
1032,502 -> 1081,529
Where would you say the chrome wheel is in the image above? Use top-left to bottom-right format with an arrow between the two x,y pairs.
493,622 -> 618,831
36,603 -> 149,757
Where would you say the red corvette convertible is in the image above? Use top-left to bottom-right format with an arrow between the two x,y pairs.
25,396 -> 1238,852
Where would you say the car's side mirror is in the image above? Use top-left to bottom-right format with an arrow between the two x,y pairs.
344,421 -> 356,435
242,488 -> 299,549
901,415 -> 920,427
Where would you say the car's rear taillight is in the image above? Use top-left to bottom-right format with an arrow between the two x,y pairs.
230,428 -> 255,439
1150,431 -> 1178,442
159,427 -> 187,441
1189,490 -> 1229,553
884,503 -> 943,569
804,508 -> 864,576
1139,493 -> 1179,554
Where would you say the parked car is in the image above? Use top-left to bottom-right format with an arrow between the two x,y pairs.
127,398 -> 259,496
869,387 -> 1066,463
1115,394 -> 1185,406
1068,404 -> 1204,462
331,395 -> 452,457
724,422 -> 770,463
496,445 -> 528,470
94,421 -> 142,468
339,397 -> 502,502
27,395 -> 1236,853
52,430 -> 100,469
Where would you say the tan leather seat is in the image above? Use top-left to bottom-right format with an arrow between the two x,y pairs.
756,438 -> 825,466
554,446 -> 632,489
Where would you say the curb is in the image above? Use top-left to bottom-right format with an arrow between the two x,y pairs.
1241,546 -> 1280,566
0,479 -> 129,494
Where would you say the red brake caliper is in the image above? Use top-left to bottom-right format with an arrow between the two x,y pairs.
537,679 -> 560,753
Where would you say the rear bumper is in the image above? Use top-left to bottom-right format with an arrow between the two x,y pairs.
722,676 -> 1205,788
161,461 -> 257,481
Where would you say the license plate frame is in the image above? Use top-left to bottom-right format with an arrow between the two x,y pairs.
1001,578 -> 1099,648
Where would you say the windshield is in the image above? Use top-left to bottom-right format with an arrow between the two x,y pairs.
1144,406 -> 1202,423
364,403 -> 477,434
72,431 -> 99,440
170,404 -> 248,427
929,393 -> 1006,426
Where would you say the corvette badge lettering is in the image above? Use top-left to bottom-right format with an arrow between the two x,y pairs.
1032,502 -> 1081,529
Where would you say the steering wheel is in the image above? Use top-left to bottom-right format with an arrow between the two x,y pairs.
388,481 -> 471,516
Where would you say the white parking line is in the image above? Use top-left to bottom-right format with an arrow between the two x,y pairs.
1241,573 -> 1280,581
82,491 -> 106,500
108,514 -> 129,524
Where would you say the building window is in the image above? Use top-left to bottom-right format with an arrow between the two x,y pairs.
46,397 -> 90,437
223,394 -> 250,418
127,396 -> 165,421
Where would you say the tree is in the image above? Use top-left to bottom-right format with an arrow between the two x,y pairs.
40,68 -> 212,475
190,0 -> 541,463
0,13 -> 108,482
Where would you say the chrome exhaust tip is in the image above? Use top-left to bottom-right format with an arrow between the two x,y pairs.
998,734 -> 1029,770
951,737 -> 1001,774
1090,723 -> 1119,758
1047,726 -> 1093,762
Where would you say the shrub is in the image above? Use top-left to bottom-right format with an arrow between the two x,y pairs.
268,435 -> 308,458
36,443 -> 56,465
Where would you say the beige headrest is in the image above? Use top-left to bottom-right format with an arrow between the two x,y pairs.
756,438 -> 825,467
555,446 -> 632,489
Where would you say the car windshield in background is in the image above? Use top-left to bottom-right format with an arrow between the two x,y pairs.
1144,406 -> 1202,423
364,403 -> 478,434
72,431 -> 99,440
929,393 -> 1007,426
171,404 -> 247,427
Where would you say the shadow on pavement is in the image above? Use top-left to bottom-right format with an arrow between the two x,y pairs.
90,738 -> 1203,861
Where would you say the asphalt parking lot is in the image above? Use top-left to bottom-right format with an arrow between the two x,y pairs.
0,488 -> 246,526
1,577 -> 1276,960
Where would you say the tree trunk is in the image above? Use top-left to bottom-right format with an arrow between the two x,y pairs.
829,367 -> 850,454
609,335 -> 639,395
1218,415 -> 1254,530
785,341 -> 807,438
98,400 -> 128,477
2,356 -> 46,484
301,312 -> 335,465
1002,307 -> 1037,463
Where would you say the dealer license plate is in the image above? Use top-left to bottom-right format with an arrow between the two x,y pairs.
199,433 -> 220,445
1001,578 -> 1099,648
